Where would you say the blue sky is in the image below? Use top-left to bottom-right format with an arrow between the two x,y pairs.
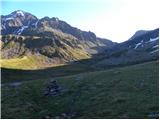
1,0 -> 160,42
1,1 -> 112,20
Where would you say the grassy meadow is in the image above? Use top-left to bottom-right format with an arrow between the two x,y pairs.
1,61 -> 159,118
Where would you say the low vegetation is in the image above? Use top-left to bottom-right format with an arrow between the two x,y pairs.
1,61 -> 159,118
0,55 -> 65,70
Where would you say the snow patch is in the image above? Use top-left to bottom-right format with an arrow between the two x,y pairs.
35,20 -> 39,28
16,10 -> 25,17
150,49 -> 159,54
146,37 -> 159,43
134,40 -> 143,49
153,45 -> 159,48
150,37 -> 159,42
17,26 -> 28,35
134,43 -> 142,49
5,17 -> 14,21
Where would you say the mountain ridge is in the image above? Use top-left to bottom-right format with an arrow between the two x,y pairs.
0,10 -> 159,69
1,10 -> 116,69
90,28 -> 159,68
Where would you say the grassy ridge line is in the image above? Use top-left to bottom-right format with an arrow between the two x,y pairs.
1,61 -> 159,118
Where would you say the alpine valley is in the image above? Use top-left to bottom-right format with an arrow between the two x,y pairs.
1,10 -> 159,119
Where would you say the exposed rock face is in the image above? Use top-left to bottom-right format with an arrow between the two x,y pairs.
1,10 -> 116,50
1,10 -> 38,35
1,10 -> 116,67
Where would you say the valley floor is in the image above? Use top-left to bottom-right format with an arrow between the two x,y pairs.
1,60 -> 159,118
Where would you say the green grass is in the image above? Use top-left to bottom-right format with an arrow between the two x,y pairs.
0,55 -> 65,70
1,61 -> 159,118
1,63 -> 92,83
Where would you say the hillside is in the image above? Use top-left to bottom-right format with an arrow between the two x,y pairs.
1,10 -> 159,70
1,10 -> 159,119
1,10 -> 116,69
1,61 -> 159,119
1,34 -> 90,69
90,28 -> 159,68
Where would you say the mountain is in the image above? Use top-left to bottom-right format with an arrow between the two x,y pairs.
1,10 -> 116,69
1,10 -> 159,119
1,10 -> 38,34
1,10 -> 159,70
129,30 -> 148,40
1,10 -> 116,50
91,28 -> 159,68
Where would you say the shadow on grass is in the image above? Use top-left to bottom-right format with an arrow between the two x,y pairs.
1,58 -> 96,83
1,55 -> 158,84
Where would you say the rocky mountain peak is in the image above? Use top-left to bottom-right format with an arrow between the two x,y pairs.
10,10 -> 26,17
1,10 -> 38,34
1,10 -> 116,55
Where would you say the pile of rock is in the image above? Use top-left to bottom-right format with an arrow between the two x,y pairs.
44,80 -> 60,96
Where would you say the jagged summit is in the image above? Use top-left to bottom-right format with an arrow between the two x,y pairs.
10,10 -> 26,17
1,10 -> 158,69
1,10 -> 115,49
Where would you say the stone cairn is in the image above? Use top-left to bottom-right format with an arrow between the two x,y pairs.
44,80 -> 60,96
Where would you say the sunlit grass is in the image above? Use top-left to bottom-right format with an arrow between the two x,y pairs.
0,55 -> 64,70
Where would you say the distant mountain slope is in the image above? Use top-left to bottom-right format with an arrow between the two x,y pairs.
1,10 -> 158,69
91,28 -> 159,68
129,30 -> 148,40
